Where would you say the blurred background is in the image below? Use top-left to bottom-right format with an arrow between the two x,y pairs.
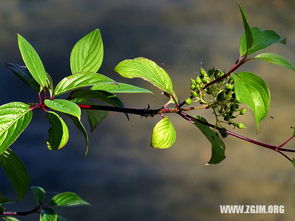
0,0 -> 294,220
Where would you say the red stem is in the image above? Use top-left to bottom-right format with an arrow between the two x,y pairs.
0,206 -> 40,216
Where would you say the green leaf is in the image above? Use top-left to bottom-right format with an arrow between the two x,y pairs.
91,82 -> 152,94
2,216 -> 21,221
46,111 -> 69,150
151,117 -> 176,149
31,186 -> 46,204
40,208 -> 57,221
68,115 -> 89,155
232,72 -> 270,128
17,34 -> 47,89
240,27 -> 286,55
291,159 -> 295,167
238,3 -> 253,56
49,192 -> 90,207
114,57 -> 175,96
0,148 -> 30,201
54,73 -> 115,96
86,110 -> 108,132
0,102 -> 33,155
193,116 -> 226,164
71,90 -> 124,107
70,29 -> 104,74
254,53 -> 295,71
6,63 -> 40,92
293,128 -> 295,136
44,99 -> 81,119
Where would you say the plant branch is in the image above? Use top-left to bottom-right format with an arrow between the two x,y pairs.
77,104 -> 208,117
203,55 -> 246,89
0,206 -> 40,216
178,112 -> 294,161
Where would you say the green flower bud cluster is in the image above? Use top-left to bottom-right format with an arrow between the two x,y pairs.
214,80 -> 247,128
187,67 -> 247,129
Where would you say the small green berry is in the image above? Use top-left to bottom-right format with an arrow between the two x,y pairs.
202,76 -> 211,84
225,84 -> 234,90
190,83 -> 196,90
185,97 -> 192,105
195,77 -> 202,84
239,108 -> 247,115
191,91 -> 198,97
237,122 -> 246,129
217,92 -> 225,101
216,71 -> 225,78
200,68 -> 208,77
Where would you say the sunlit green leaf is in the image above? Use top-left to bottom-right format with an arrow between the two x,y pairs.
2,216 -> 21,221
40,208 -> 57,221
114,57 -> 175,96
0,102 -> 33,155
86,110 -> 108,132
49,192 -> 90,207
254,53 -> 295,71
0,148 -> 30,201
70,29 -> 104,74
68,115 -> 89,155
31,186 -> 46,204
238,3 -> 253,56
232,72 -> 270,128
194,116 -> 226,164
44,99 -> 81,119
240,27 -> 286,55
91,82 -> 152,94
17,34 -> 47,89
46,111 -> 69,150
54,73 -> 115,96
151,117 -> 176,149
6,63 -> 40,92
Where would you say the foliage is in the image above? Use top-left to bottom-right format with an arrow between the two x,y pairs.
0,3 -> 294,220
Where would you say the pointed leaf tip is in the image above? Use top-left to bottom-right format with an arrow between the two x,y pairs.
70,29 -> 104,74
17,34 -> 48,89
254,53 -> 295,71
240,27 -> 286,55
238,3 -> 253,55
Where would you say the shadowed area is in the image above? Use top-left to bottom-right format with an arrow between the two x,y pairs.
0,0 -> 294,220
